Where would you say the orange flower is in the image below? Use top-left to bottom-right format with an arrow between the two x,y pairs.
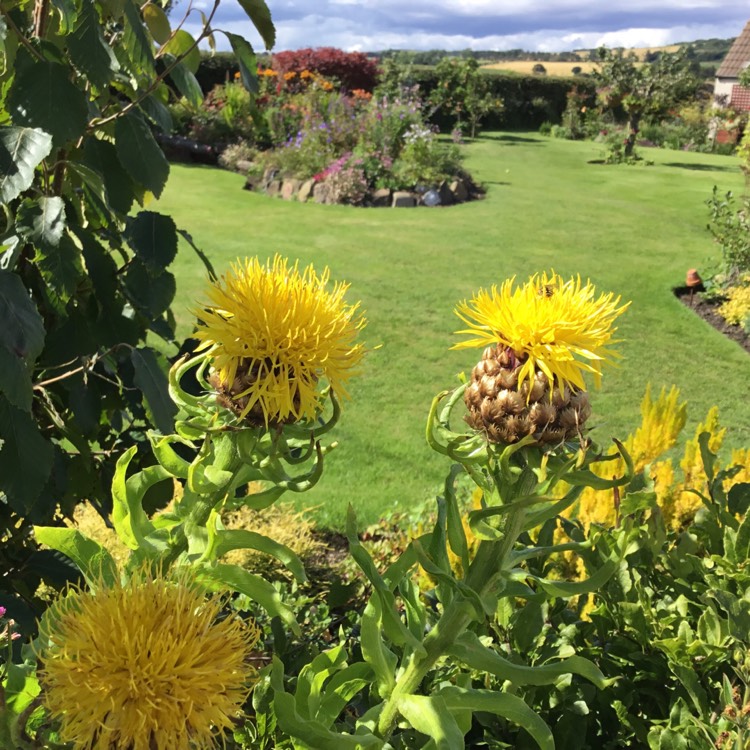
300,70 -> 313,79
283,71 -> 297,81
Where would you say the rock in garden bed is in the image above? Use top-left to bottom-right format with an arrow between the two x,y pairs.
241,167 -> 484,208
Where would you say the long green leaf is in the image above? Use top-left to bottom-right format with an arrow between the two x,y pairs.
438,687 -> 553,750
448,631 -> 613,688
398,695 -> 465,750
122,0 -> 156,78
196,563 -> 299,635
111,445 -> 158,551
346,506 -> 426,654
33,526 -> 118,588
360,600 -> 397,697
211,529 -> 307,583
34,234 -> 83,309
235,0 -> 276,49
226,33 -> 258,94
269,658 -> 383,748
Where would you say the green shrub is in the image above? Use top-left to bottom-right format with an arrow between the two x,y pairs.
706,187 -> 750,282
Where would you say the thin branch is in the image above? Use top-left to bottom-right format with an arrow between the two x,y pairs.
89,0 -> 220,129
0,8 -> 44,61
33,344 -> 131,391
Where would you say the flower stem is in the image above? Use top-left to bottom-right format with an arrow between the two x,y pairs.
376,502 -> 526,740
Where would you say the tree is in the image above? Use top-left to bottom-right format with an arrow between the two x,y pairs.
0,0 -> 274,622
429,57 -> 500,138
593,47 -> 700,158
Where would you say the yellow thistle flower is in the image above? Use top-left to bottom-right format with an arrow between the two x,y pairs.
39,572 -> 260,750
193,255 -> 366,425
454,271 -> 629,397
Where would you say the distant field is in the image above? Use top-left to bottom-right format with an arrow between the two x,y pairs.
481,60 -> 599,76
575,44 -> 681,61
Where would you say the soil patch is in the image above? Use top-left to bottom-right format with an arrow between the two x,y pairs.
674,286 -> 750,355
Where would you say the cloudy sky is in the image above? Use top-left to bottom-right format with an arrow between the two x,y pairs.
185,0 -> 749,53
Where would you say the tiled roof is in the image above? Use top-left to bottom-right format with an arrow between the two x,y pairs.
731,84 -> 750,111
717,20 -> 750,77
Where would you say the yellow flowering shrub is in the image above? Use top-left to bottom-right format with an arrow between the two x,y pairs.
718,279 -> 750,326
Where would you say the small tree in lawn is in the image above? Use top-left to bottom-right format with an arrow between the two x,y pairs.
593,47 -> 700,159
429,57 -> 499,138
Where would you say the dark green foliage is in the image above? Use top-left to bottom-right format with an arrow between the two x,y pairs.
0,0 -> 274,633
412,68 -> 596,130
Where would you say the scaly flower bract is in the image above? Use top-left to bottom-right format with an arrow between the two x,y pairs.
454,271 -> 629,397
193,255 -> 366,425
39,572 -> 260,750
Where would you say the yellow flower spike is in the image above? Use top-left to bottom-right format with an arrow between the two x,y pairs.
453,271 -> 629,398
39,571 -> 260,750
192,255 -> 366,426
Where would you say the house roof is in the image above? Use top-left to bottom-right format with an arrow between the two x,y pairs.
731,84 -> 750,111
717,20 -> 750,78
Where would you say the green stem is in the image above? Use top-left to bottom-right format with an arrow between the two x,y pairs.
376,501 -> 526,740
160,490 -> 223,568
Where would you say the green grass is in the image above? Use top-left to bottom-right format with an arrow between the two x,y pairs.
153,133 -> 750,528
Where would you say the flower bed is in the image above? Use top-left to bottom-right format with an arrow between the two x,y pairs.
171,68 -> 482,207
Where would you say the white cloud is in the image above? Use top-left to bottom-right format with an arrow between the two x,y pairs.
183,0 -> 748,52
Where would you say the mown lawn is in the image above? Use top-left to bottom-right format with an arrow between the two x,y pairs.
153,133 -> 750,528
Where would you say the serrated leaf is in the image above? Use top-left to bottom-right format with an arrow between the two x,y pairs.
226,33 -> 258,94
68,0 -> 119,89
16,196 -> 66,247
33,526 -> 118,587
122,0 -> 156,78
139,94 -> 173,133
34,233 -> 83,309
166,57 -> 203,107
0,126 -> 53,203
236,0 -> 275,50
115,111 -> 169,197
130,347 -> 177,434
161,29 -> 200,74
8,62 -> 88,148
83,136 -> 135,215
0,268 -> 45,370
143,3 -> 171,44
123,261 -> 175,317
0,346 -> 31,410
126,211 -> 177,272
0,395 -> 53,513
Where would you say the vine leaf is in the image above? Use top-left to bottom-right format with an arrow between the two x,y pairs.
161,30 -> 201,74
0,126 -> 53,204
8,62 -> 88,148
142,3 -> 170,44
115,112 -> 169,198
0,395 -> 54,513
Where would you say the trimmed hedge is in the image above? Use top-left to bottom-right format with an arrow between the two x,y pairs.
412,66 -> 597,130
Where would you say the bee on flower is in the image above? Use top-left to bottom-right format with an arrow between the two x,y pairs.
454,271 -> 629,445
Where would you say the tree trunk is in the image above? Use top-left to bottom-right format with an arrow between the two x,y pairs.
625,113 -> 640,158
